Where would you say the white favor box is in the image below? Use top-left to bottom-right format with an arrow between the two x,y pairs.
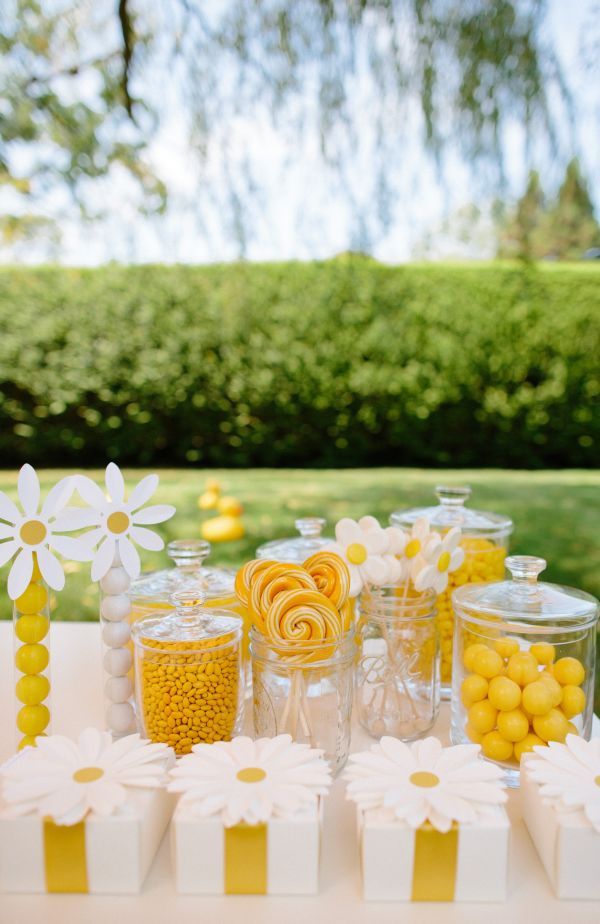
0,788 -> 174,894
521,759 -> 600,900
358,805 -> 509,902
172,798 -> 322,894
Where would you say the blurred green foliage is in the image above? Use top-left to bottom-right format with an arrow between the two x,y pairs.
0,260 -> 598,468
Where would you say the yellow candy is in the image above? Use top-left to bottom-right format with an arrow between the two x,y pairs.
514,733 -> 545,762
566,721 -> 579,736
467,699 -> 498,734
506,652 -> 539,687
538,671 -> 563,706
553,657 -> 585,687
15,614 -> 49,644
31,556 -> 43,581
481,731 -> 513,762
16,674 -> 50,705
488,676 -> 521,712
470,647 -> 505,680
17,704 -> 50,736
465,722 -> 484,744
463,643 -> 489,673
461,674 -> 489,707
15,583 -> 48,615
18,734 -> 45,751
530,643 -> 555,666
494,638 -> 520,660
497,709 -> 529,743
522,680 -> 554,716
303,551 -> 350,608
560,685 -> 586,718
533,708 -> 569,743
15,643 -> 49,675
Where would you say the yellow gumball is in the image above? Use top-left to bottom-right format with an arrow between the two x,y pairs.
17,704 -> 50,736
533,708 -> 569,743
522,680 -> 554,716
15,583 -> 48,615
514,733 -> 546,762
538,671 -> 563,706
467,699 -> 498,734
497,709 -> 529,743
463,643 -> 489,672
16,674 -> 50,705
470,647 -> 505,680
506,652 -> 539,687
481,731 -> 513,762
560,685 -> 586,718
488,676 -> 521,712
465,722 -> 484,744
18,735 -> 42,751
530,643 -> 555,666
494,638 -> 520,660
31,556 -> 43,581
461,674 -> 489,707
15,643 -> 49,675
566,721 -> 579,736
553,657 -> 585,687
15,614 -> 49,644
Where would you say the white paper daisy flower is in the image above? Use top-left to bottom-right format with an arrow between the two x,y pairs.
345,736 -> 506,833
525,735 -> 600,833
400,516 -> 435,582
0,727 -> 172,826
326,517 -> 389,596
0,464 -> 93,599
76,463 -> 175,581
413,526 -> 465,594
168,734 -> 332,827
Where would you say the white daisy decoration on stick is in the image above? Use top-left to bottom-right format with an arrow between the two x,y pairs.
168,734 -> 332,827
400,516 -> 435,582
0,464 -> 93,599
525,735 -> 600,833
413,526 -> 465,594
326,517 -> 390,596
0,728 -> 172,826
345,736 -> 506,833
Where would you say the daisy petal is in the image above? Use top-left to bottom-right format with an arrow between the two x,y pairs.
36,547 -> 65,591
0,539 -> 19,567
75,476 -> 108,509
91,537 -> 116,582
41,478 -> 75,519
50,535 -> 95,562
18,465 -> 40,517
335,518 -> 362,545
131,504 -> 175,525
105,464 -> 125,504
127,475 -> 159,512
118,536 -> 141,579
52,508 -> 100,532
8,549 -> 34,599
362,555 -> 389,585
0,491 -> 20,524
129,526 -> 164,552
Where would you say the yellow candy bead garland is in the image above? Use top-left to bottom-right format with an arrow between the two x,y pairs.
13,555 -> 52,750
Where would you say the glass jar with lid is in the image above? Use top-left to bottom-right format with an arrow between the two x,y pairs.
256,517 -> 331,563
132,591 -> 244,756
390,486 -> 513,692
451,555 -> 598,783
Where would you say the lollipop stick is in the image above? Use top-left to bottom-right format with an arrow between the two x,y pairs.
298,671 -> 316,746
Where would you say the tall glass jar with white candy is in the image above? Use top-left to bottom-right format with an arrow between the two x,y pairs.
100,549 -> 136,735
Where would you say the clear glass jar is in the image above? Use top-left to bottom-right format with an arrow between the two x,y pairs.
13,554 -> 51,750
390,486 -> 513,693
451,555 -> 598,784
251,627 -> 354,773
256,517 -> 331,563
356,587 -> 439,740
132,591 -> 243,756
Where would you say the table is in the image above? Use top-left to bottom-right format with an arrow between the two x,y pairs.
0,622 -> 599,924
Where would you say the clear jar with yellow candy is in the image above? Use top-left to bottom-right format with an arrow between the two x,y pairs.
451,555 -> 598,784
391,486 -> 512,694
132,591 -> 243,756
13,553 -> 51,751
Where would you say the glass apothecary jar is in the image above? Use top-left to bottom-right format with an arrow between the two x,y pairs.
356,587 -> 439,740
132,591 -> 243,755
391,486 -> 513,693
451,556 -> 598,784
256,517 -> 331,563
251,627 -> 354,773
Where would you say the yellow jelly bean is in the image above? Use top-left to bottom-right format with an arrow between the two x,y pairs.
553,657 -> 585,687
506,652 -> 539,687
470,647 -> 505,680
15,583 -> 48,615
497,709 -> 529,743
16,674 -> 50,705
481,731 -> 513,762
533,708 -> 569,743
514,733 -> 545,762
15,614 -> 49,644
494,638 -> 520,660
15,643 -> 49,675
538,671 -> 563,706
488,676 -> 521,712
461,674 -> 489,707
560,685 -> 586,718
463,643 -> 489,673
522,680 -> 554,716
17,704 -> 50,736
530,643 -> 555,666
467,699 -> 498,734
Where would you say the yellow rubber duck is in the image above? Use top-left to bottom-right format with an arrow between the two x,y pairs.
201,515 -> 245,542
198,478 -> 221,511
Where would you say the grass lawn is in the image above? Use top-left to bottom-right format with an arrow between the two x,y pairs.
0,467 -> 598,621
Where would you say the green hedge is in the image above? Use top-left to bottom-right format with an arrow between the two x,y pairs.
0,261 -> 597,467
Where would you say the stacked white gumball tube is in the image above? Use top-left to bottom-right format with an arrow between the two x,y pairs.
100,552 -> 136,735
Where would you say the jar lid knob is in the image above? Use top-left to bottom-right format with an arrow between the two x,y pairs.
295,517 -> 326,538
506,555 -> 546,583
435,485 -> 471,507
170,589 -> 207,609
167,539 -> 211,567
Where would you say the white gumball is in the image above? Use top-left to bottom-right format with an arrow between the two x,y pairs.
103,646 -> 132,677
100,593 -> 131,622
102,620 -> 131,647
106,701 -> 135,734
105,675 -> 133,703
100,566 -> 130,595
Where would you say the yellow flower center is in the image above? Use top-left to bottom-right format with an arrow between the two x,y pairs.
595,775 -> 600,787
73,766 -> 104,784
236,767 -> 266,783
437,551 -> 451,573
106,511 -> 130,534
409,771 -> 440,788
405,539 -> 421,559
19,520 -> 47,546
346,542 -> 367,565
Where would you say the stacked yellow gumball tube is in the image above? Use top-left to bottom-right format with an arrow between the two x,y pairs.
13,556 -> 51,750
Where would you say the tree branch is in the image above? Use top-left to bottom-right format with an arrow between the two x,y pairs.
118,0 -> 135,118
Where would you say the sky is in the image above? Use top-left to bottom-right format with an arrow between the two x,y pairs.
4,0 -> 599,265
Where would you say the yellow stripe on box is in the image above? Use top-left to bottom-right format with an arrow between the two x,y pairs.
411,822 -> 458,902
224,822 -> 267,894
43,819 -> 88,893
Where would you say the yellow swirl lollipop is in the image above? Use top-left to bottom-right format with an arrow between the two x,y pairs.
303,551 -> 350,608
234,558 -> 275,607
265,588 -> 344,663
340,598 -> 356,632
250,563 -> 317,632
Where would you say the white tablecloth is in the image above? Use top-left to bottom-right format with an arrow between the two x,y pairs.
0,621 -> 599,924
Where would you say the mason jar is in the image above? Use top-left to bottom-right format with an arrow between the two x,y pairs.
255,517 -> 332,563
251,627 -> 354,773
451,555 -> 598,784
356,587 -> 439,740
391,486 -> 513,694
